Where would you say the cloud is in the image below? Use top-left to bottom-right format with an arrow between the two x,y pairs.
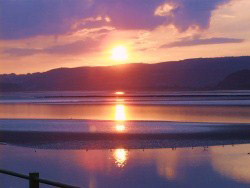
0,0 -> 93,40
0,0 -> 231,39
168,0 -> 231,31
2,38 -> 101,57
161,36 -> 244,48
44,38 -> 100,55
2,48 -> 40,57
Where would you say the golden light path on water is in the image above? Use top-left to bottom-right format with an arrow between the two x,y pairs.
115,104 -> 126,122
113,92 -> 128,167
113,149 -> 128,168
114,92 -> 126,133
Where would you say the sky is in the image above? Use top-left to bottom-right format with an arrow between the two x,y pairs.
0,0 -> 250,74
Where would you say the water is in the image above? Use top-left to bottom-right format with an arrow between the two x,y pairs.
2,90 -> 250,123
2,104 -> 250,123
0,144 -> 250,188
1,91 -> 250,187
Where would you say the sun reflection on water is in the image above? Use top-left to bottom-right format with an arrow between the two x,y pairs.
115,91 -> 125,95
114,102 -> 126,133
115,124 -> 125,132
113,149 -> 128,168
115,104 -> 125,121
112,99 -> 128,167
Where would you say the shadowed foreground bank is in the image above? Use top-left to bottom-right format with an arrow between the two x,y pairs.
1,131 -> 250,150
1,119 -> 250,149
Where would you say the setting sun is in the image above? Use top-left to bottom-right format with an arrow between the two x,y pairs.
111,45 -> 128,61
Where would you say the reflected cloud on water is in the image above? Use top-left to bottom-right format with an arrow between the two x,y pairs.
211,145 -> 250,184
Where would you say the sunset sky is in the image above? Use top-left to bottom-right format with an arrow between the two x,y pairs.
0,0 -> 250,74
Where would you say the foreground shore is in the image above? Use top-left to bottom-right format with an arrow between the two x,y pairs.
1,119 -> 250,149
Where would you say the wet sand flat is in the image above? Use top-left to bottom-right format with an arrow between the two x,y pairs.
1,119 -> 250,149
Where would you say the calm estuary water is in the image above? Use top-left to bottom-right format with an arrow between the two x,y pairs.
0,144 -> 250,187
0,91 -> 250,187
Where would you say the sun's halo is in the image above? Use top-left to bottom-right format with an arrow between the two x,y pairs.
111,45 -> 128,61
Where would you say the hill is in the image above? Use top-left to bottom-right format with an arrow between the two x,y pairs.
1,56 -> 250,91
218,69 -> 250,90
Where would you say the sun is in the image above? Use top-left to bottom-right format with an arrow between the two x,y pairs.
111,45 -> 128,61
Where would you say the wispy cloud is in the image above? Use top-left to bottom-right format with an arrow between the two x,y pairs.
2,48 -> 40,57
2,38 -> 101,57
161,36 -> 244,48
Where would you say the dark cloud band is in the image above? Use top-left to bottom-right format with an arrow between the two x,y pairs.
161,36 -> 244,48
0,0 -> 231,40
